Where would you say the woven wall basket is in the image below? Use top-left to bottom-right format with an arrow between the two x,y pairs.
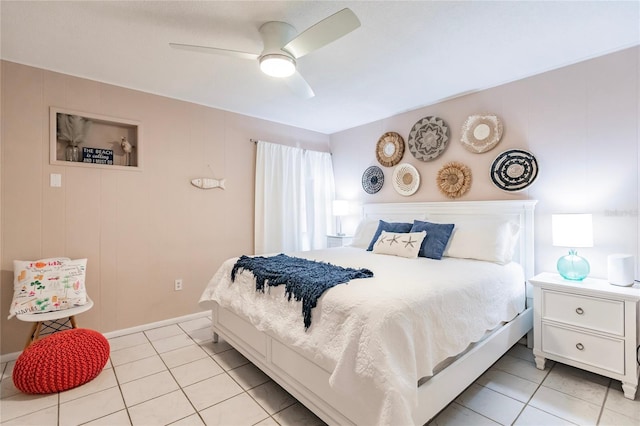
376,132 -> 405,167
437,161 -> 472,199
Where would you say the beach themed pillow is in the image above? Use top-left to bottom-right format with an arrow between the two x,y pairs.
9,258 -> 88,319
367,220 -> 414,251
373,230 -> 427,259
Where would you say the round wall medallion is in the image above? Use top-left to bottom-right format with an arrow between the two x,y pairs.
437,162 -> 472,199
407,116 -> 449,161
460,114 -> 503,153
392,163 -> 420,196
376,132 -> 405,167
490,149 -> 539,192
362,166 -> 384,194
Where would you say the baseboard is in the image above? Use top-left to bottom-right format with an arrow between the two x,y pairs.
0,310 -> 211,364
102,311 -> 210,339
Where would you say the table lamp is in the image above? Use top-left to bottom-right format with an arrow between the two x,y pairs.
552,214 -> 593,281
332,200 -> 349,236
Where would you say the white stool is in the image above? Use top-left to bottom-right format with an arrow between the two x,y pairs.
16,297 -> 94,349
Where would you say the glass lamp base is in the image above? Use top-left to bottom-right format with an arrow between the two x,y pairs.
557,249 -> 590,281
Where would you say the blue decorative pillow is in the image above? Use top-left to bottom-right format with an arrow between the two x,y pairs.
366,220 -> 413,251
410,220 -> 455,260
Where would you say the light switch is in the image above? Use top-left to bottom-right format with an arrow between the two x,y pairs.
50,173 -> 62,187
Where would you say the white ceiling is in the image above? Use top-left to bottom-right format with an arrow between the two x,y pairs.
2,1 -> 638,134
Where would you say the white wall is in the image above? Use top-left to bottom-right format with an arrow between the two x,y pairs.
330,47 -> 639,280
0,60 -> 330,355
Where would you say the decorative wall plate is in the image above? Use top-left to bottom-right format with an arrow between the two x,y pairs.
407,116 -> 449,161
490,149 -> 539,192
437,161 -> 472,199
362,166 -> 384,194
460,114 -> 503,153
376,132 -> 405,167
392,163 -> 420,196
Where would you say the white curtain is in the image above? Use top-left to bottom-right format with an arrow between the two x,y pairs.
255,141 -> 335,254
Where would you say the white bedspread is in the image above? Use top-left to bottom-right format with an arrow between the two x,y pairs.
199,247 -> 525,425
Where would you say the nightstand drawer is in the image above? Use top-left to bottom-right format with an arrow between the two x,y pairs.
541,323 -> 624,374
543,290 -> 624,335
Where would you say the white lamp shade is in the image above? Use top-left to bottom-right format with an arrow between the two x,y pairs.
552,214 -> 593,248
332,200 -> 349,217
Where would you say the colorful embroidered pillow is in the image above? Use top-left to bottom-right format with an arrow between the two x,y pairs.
9,258 -> 88,319
373,230 -> 427,258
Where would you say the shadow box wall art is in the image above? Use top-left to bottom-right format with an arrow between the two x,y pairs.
50,107 -> 142,171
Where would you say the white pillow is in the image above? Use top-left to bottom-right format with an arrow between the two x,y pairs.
443,219 -> 520,264
350,218 -> 380,249
9,258 -> 88,319
373,230 -> 427,259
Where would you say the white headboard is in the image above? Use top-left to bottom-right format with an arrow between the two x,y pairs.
362,200 -> 538,282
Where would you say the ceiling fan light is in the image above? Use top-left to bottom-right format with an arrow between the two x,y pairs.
259,54 -> 296,78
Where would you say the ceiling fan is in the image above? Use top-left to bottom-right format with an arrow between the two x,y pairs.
170,8 -> 360,98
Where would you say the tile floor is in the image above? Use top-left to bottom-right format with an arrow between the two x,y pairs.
0,316 -> 637,425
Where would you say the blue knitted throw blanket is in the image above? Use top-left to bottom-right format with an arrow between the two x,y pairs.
231,254 -> 374,329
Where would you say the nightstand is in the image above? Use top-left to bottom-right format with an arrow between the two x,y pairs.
530,272 -> 639,400
326,234 -> 353,248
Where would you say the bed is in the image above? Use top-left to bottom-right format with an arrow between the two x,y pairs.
199,200 -> 537,425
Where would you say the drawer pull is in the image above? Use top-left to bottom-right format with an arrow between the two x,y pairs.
575,307 -> 584,315
576,343 -> 584,351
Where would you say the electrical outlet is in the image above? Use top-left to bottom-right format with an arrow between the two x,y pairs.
174,279 -> 183,291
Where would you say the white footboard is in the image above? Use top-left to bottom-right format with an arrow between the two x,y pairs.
212,303 -> 363,424
211,303 -> 533,425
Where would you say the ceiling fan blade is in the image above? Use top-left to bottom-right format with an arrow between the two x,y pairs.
169,43 -> 259,60
285,71 -> 315,98
282,8 -> 360,59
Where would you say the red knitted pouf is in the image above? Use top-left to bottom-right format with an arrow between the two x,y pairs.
13,328 -> 110,394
